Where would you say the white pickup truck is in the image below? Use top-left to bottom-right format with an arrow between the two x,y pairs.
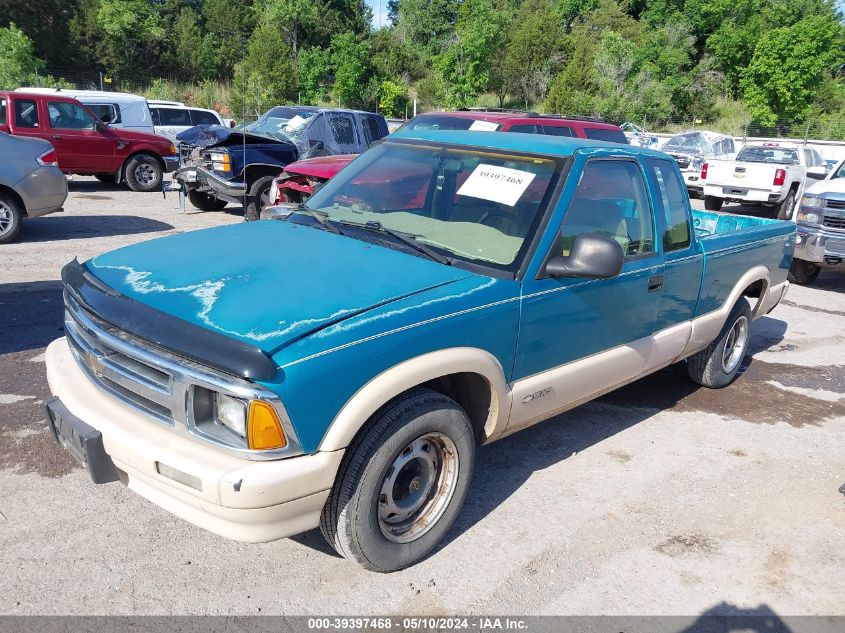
702,142 -> 828,219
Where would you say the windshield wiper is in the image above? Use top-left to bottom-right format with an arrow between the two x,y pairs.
297,207 -> 344,235
346,220 -> 451,265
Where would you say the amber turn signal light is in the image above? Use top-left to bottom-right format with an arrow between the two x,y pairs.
247,400 -> 287,450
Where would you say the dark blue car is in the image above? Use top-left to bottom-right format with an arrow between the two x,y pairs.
172,106 -> 388,219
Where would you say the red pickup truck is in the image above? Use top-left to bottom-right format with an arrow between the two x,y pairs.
0,91 -> 178,192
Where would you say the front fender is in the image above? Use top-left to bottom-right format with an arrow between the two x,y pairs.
319,347 -> 512,452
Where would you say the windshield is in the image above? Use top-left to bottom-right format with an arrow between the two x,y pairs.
244,107 -> 317,142
664,132 -> 707,154
402,115 -> 500,132
737,145 -> 799,165
303,141 -> 561,272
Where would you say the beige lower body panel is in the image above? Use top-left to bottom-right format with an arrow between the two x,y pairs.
45,338 -> 341,542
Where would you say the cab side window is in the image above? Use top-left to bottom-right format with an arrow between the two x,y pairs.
647,159 -> 691,251
48,101 -> 95,130
14,99 -> 39,128
559,159 -> 655,258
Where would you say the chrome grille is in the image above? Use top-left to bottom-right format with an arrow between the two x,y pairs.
823,215 -> 845,230
64,295 -> 179,426
825,199 -> 845,210
62,292 -> 302,460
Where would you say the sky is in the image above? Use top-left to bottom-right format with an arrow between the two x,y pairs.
366,0 -> 390,28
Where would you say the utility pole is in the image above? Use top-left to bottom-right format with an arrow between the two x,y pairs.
99,72 -> 104,91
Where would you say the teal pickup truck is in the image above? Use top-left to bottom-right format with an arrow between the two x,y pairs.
45,131 -> 794,572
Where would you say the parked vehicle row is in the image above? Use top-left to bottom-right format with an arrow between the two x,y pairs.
44,129 -> 794,572
1,91 -> 178,193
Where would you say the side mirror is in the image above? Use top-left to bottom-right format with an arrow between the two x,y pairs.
303,140 -> 325,159
807,166 -> 827,180
545,233 -> 625,279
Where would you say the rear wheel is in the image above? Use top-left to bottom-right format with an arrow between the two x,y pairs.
320,388 -> 475,572
704,196 -> 723,211
124,154 -> 163,192
776,190 -> 796,220
687,297 -> 752,388
94,173 -> 116,184
244,176 -> 275,221
0,193 -> 23,244
187,190 -> 228,211
788,259 -> 821,285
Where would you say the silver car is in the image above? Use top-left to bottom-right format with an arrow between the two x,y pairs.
0,132 -> 68,243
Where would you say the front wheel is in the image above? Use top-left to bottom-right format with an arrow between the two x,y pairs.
188,190 -> 228,211
244,176 -> 275,221
320,388 -> 475,572
788,259 -> 821,285
687,297 -> 752,389
777,190 -> 796,220
124,155 -> 163,192
704,196 -> 723,211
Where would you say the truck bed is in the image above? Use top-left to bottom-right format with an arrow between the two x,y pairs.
691,210 -> 795,318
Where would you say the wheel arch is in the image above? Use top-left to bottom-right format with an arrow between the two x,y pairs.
121,150 -> 165,178
318,347 -> 511,452
0,184 -> 27,217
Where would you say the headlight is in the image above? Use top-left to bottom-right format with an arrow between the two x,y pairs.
215,392 -> 247,437
801,194 -> 824,209
269,180 -> 279,204
796,210 -> 821,225
209,151 -> 231,172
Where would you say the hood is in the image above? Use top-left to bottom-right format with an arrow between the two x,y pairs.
806,177 -> 845,197
175,124 -> 293,148
106,126 -> 173,148
84,221 -> 473,354
287,154 -> 357,179
662,145 -> 702,157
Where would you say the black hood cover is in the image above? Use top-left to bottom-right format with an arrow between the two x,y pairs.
175,124 -> 294,149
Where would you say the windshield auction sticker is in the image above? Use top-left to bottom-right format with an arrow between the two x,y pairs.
468,120 -> 500,131
457,164 -> 536,207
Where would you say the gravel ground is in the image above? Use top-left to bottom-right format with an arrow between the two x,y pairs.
1,180 -> 843,617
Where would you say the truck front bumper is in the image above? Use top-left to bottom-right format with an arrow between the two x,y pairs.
794,226 -> 845,265
45,337 -> 343,543
173,166 -> 245,204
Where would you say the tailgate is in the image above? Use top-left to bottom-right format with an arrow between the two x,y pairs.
706,161 -> 775,190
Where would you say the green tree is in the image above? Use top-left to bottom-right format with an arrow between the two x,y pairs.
504,0 -> 562,107
435,0 -> 510,107
378,79 -> 410,117
331,32 -> 375,109
741,15 -> 843,126
297,47 -> 332,105
0,23 -> 43,89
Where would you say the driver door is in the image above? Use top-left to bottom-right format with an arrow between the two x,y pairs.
509,153 -> 664,431
46,100 -> 116,172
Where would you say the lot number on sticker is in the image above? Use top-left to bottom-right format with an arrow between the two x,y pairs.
457,164 -> 536,207
468,120 -> 500,131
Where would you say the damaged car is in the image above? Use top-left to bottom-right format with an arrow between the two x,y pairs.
171,106 -> 388,219
659,131 -> 736,197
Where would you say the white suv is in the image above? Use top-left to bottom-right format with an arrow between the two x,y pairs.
148,100 -> 231,141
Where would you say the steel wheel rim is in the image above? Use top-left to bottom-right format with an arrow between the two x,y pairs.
378,432 -> 460,544
134,163 -> 157,186
0,200 -> 12,236
722,315 -> 748,373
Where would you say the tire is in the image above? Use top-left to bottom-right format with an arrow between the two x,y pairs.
124,154 -> 163,192
187,190 -> 228,211
687,297 -> 752,389
704,196 -> 723,211
244,176 -> 275,221
788,259 -> 821,285
94,173 -> 116,184
776,190 -> 796,220
0,193 -> 23,244
320,388 -> 475,572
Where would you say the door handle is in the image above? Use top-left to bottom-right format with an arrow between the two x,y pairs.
648,275 -> 664,293
52,135 -> 62,140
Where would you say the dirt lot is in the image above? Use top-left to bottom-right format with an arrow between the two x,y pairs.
1,180 -> 844,616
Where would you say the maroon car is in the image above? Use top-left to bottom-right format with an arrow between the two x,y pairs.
268,110 -> 627,205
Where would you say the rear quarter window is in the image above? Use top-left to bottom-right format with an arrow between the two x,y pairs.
584,127 -> 628,144
190,109 -> 220,126
0,98 -> 6,125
